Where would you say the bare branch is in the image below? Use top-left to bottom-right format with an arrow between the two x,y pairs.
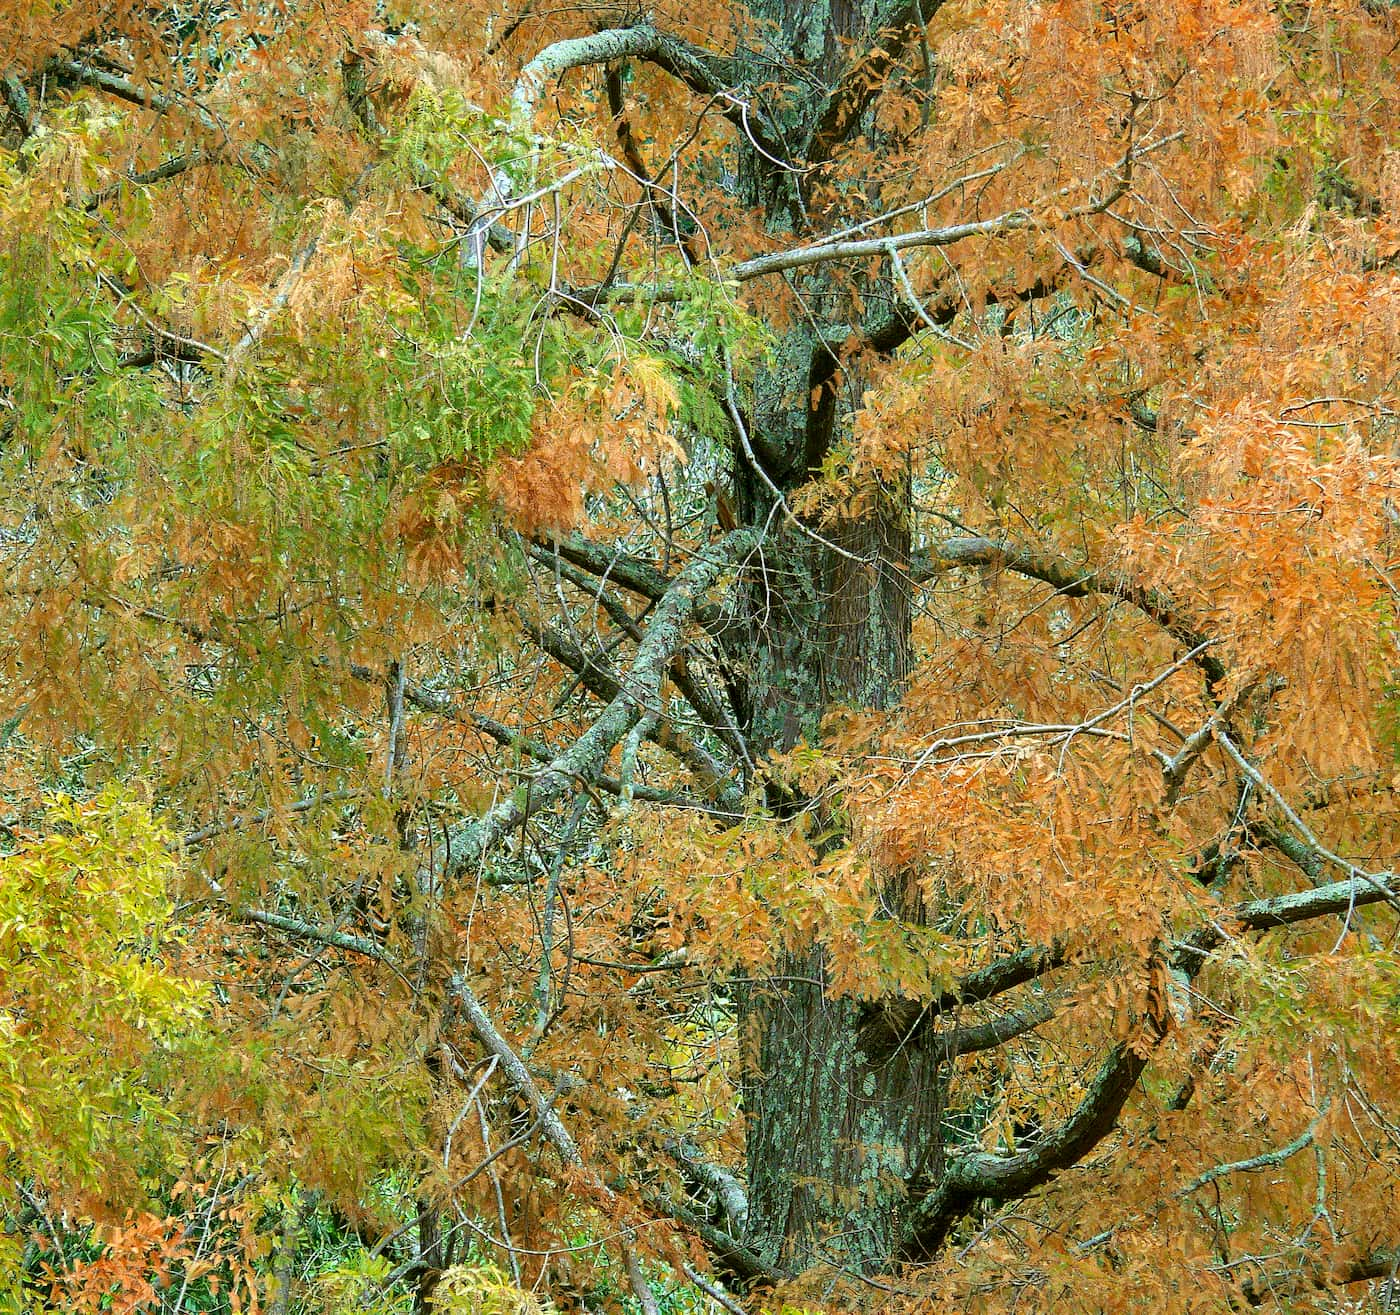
181,789 -> 361,848
1212,730 -> 1400,915
449,975 -> 662,1313
728,133 -> 1183,281
532,532 -> 672,601
940,995 -> 1062,1058
239,908 -> 390,961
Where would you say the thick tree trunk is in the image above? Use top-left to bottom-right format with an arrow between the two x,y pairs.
734,502 -> 933,1274
720,0 -> 943,1276
741,951 -> 946,1273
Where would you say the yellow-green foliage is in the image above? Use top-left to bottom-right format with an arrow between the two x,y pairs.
0,788 -> 207,1194
312,1257 -> 553,1315
430,1264 -> 556,1315
0,1232 -> 38,1314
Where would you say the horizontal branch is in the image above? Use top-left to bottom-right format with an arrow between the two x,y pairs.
919,536 -> 1226,687
506,26 -> 734,129
940,994 -> 1061,1057
180,789 -> 361,847
45,55 -> 240,145
858,987 -> 1061,1062
83,148 -> 210,210
931,941 -> 1069,1018
1175,867 -> 1400,973
240,908 -> 389,961
663,1137 -> 749,1236
47,56 -> 178,113
646,1193 -> 781,1287
1240,1245 -> 1400,1306
731,209 -> 1034,282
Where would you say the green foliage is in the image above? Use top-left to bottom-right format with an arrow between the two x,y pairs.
0,1232 -> 40,1314
389,84 -> 532,188
311,1250 -> 412,1315
0,788 -> 207,1196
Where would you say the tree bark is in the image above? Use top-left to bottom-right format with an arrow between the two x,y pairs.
715,1 -> 935,1269
734,500 -> 929,1274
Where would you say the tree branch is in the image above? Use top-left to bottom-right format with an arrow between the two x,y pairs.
465,25 -> 778,262
907,1035 -> 1157,1257
45,55 -> 239,144
426,528 -> 756,886
1174,867 -> 1400,974
931,942 -> 1070,1018
732,208 -> 1036,282
518,613 -> 736,793
2,70 -> 34,137
524,545 -> 748,766
355,669 -> 736,818
646,1193 -> 781,1287
662,1137 -> 749,1237
82,149 -> 211,211
907,864 -> 1400,1254
448,975 -> 662,1313
239,908 -> 390,961
858,991 -> 1061,1065
807,0 -> 950,166
1239,1245 -> 1400,1306
918,535 -> 1226,688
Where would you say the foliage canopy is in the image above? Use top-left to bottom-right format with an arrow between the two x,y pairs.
1,0 -> 1399,1311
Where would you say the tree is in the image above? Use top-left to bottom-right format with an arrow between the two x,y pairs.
2,0 -> 1399,1310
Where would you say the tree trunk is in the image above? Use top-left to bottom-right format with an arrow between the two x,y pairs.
716,0 -> 947,1276
733,500 -> 935,1274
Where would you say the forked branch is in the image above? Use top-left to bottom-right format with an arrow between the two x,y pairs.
425,528 -> 757,886
907,865 -> 1400,1252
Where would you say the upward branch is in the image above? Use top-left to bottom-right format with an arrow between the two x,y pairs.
466,24 -> 779,261
807,0 -> 950,166
425,529 -> 757,887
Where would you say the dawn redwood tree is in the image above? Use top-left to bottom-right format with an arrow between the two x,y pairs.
2,0 -> 1399,1311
